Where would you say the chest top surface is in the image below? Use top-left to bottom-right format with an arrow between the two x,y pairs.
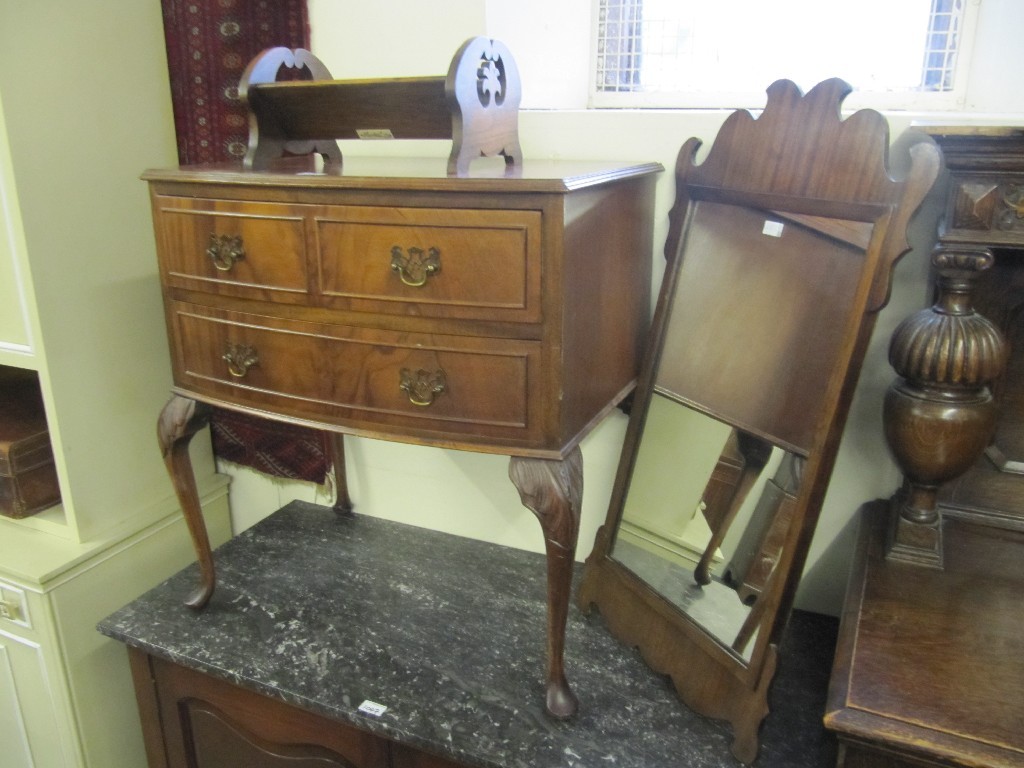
143,156 -> 663,194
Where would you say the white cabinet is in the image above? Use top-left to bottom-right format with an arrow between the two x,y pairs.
0,2 -> 233,765
1,632 -> 69,768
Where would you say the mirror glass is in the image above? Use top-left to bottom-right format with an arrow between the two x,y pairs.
608,199 -> 871,663
577,81 -> 942,763
611,395 -> 800,661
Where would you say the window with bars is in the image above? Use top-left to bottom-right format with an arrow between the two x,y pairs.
593,0 -> 977,109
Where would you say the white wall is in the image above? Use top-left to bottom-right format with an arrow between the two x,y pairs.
222,0 -> 1023,615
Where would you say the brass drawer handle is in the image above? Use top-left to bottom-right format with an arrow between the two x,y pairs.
391,246 -> 440,287
207,233 -> 246,271
400,367 -> 447,406
222,343 -> 259,378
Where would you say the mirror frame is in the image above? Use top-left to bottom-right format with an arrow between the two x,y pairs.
577,79 -> 940,763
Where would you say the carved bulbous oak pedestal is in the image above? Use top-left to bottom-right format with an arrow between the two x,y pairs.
826,125 -> 1024,768
884,247 -> 1007,566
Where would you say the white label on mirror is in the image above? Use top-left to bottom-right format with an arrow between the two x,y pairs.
762,220 -> 784,237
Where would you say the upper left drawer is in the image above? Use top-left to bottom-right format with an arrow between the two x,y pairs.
152,196 -> 311,303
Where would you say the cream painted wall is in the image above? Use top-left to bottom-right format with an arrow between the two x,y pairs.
222,0 -> 1023,616
0,2 -> 184,541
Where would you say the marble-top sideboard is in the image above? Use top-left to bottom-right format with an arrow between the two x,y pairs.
99,500 -> 837,768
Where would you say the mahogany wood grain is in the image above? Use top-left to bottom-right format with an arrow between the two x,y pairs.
698,432 -> 747,533
578,542 -> 779,764
157,396 -> 215,609
826,502 -> 1024,768
128,647 -> 171,768
579,79 -> 941,762
238,38 -> 522,176
389,745 -> 468,768
314,204 -> 542,323
508,447 -> 584,718
252,78 -> 452,141
693,432 -> 773,586
168,301 -> 536,442
147,163 -> 657,458
445,37 -> 522,175
153,196 -> 311,304
146,156 -> 659,720
127,648 -> 484,768
135,650 -> 391,768
826,125 -> 1024,768
327,432 -> 354,516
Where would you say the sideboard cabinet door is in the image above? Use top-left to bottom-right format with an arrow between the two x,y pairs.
137,650 -> 391,768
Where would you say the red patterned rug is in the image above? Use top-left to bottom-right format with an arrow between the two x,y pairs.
160,0 -> 330,482
161,0 -> 310,165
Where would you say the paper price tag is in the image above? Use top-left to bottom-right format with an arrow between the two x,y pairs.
762,220 -> 784,237
358,700 -> 388,717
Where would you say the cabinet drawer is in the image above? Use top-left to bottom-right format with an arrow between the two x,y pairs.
169,303 -> 540,443
153,196 -> 310,303
315,206 -> 542,323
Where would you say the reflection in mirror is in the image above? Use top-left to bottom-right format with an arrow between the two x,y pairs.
611,395 -> 801,661
578,78 -> 942,764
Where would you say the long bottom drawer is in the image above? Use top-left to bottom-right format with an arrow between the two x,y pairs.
168,302 -> 544,447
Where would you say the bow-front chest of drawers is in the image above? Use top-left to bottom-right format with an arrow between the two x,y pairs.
146,155 -> 660,718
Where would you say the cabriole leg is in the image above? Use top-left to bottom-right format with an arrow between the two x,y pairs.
157,395 -> 215,609
327,431 -> 354,516
508,446 -> 584,719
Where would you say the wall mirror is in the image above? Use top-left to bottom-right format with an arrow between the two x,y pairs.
578,79 -> 940,763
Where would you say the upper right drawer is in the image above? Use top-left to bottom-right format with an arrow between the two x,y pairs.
315,205 -> 542,324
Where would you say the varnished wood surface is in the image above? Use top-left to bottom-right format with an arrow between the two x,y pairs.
142,156 -> 664,193
917,123 -> 1024,172
508,448 -> 584,718
148,158 -> 659,718
826,502 -> 1024,768
150,164 -> 657,457
251,77 -> 452,141
169,301 -> 536,443
916,128 -> 1024,527
131,648 -> 400,768
236,39 -> 523,175
580,79 -> 941,763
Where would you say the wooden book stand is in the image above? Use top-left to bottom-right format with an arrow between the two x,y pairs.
238,37 -> 522,175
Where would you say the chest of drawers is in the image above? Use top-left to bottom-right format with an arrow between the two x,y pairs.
147,155 -> 660,718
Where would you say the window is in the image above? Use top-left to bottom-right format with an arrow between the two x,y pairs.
592,0 -> 979,110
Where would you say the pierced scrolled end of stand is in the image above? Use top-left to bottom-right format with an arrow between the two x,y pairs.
883,246 -> 1008,567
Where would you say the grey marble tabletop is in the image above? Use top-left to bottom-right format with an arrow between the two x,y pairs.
99,500 -> 838,768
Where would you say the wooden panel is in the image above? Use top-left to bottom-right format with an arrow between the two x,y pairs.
147,654 -> 389,768
315,206 -> 542,323
154,195 -> 311,302
837,742 -> 946,768
188,702 -> 361,767
169,302 -> 542,446
390,743 -> 471,768
826,503 -> 1024,768
251,78 -> 452,141
656,200 -> 866,454
558,179 -> 653,441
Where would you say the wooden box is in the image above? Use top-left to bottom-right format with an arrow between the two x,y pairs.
0,368 -> 60,519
